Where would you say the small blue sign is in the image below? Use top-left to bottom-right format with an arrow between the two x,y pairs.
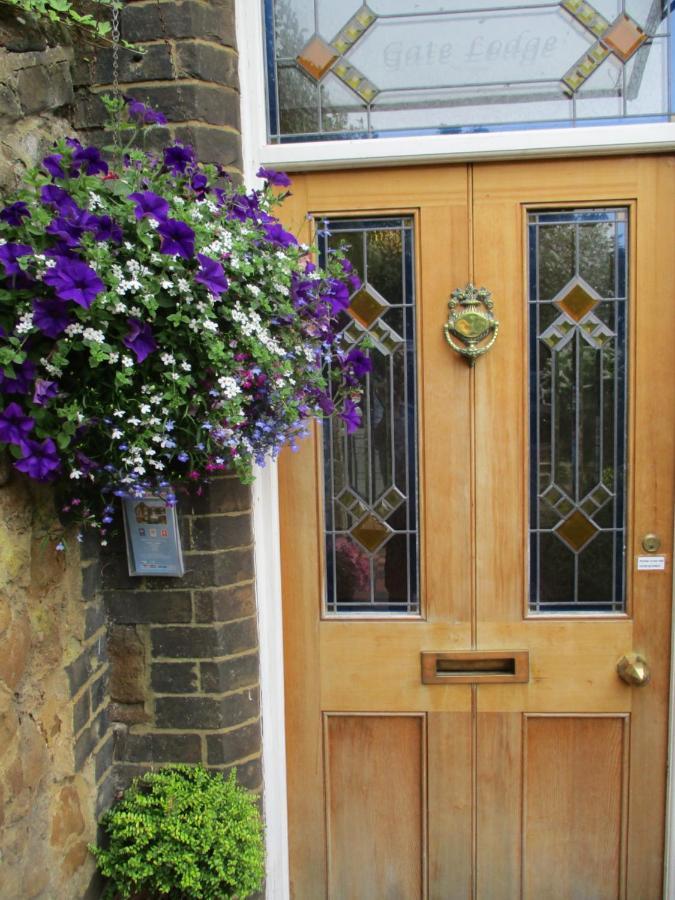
122,496 -> 185,577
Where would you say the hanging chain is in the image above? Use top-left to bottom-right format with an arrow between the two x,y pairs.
111,0 -> 122,149
155,0 -> 195,148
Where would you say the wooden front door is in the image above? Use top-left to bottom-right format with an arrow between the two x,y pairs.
279,156 -> 674,899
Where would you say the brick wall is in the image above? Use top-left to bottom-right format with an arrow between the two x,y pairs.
102,479 -> 262,794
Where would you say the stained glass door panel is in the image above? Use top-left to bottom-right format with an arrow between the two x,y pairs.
279,157 -> 674,897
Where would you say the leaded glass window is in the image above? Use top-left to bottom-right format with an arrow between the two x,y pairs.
529,208 -> 628,613
319,218 -> 418,615
264,1 -> 673,142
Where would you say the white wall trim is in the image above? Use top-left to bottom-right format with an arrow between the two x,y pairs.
237,2 -> 290,897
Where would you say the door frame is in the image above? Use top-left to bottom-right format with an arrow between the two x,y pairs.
235,8 -> 675,897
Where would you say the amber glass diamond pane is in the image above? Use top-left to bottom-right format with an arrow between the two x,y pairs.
296,36 -> 338,81
555,282 -> 599,322
555,510 -> 599,552
373,486 -> 405,519
351,513 -> 392,553
603,15 -> 647,61
349,285 -> 387,327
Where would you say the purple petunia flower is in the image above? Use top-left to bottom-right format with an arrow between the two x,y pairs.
46,208 -> 99,247
93,215 -> 123,244
0,201 -> 30,226
339,398 -> 362,435
0,402 -> 35,444
32,297 -> 72,338
195,253 -> 229,295
123,317 -> 157,362
316,392 -> 334,415
40,185 -> 78,215
158,218 -> 195,259
14,437 -> 60,481
163,143 -> 195,175
128,190 -> 169,222
42,154 -> 66,179
0,242 -> 32,275
0,360 -> 36,395
263,222 -> 298,248
190,173 -> 208,197
72,146 -> 109,176
125,97 -> 168,126
43,259 -> 105,308
33,379 -> 59,406
322,277 -> 350,313
343,347 -> 372,380
256,166 -> 292,188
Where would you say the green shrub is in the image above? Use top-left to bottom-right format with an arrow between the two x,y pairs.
91,765 -> 265,899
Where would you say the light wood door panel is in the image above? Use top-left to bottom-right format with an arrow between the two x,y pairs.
279,156 -> 674,898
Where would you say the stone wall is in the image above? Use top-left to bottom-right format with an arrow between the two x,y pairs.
0,14 -> 111,898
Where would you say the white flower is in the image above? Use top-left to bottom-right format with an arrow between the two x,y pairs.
140,403 -> 151,414
113,410 -> 124,417
70,470 -> 83,480
124,241 -> 134,251
112,429 -> 123,439
83,328 -> 105,343
15,312 -> 33,335
122,356 -> 134,368
65,323 -> 83,337
180,362 -> 192,372
161,352 -> 175,365
127,416 -> 141,426
218,376 -> 241,399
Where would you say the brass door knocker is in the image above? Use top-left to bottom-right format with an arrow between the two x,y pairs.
443,283 -> 499,366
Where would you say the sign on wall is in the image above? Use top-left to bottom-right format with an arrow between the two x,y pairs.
122,496 -> 185,577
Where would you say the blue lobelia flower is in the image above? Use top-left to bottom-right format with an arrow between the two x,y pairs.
123,318 -> 157,363
14,437 -> 60,480
195,253 -> 229,295
32,297 -> 72,338
128,190 -> 170,222
0,402 -> 35,444
158,218 -> 195,259
43,259 -> 105,308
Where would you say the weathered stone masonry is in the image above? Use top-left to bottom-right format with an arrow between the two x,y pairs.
1,2 -> 264,896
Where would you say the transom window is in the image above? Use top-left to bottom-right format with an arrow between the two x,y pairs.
263,0 -> 673,143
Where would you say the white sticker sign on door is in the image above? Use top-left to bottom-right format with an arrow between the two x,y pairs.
636,556 -> 667,571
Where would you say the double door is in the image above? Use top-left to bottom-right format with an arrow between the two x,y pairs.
279,156 -> 674,898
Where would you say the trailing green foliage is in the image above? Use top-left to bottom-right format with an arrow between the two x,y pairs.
0,0 -> 126,46
91,765 -> 265,899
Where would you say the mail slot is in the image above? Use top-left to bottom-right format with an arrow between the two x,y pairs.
421,650 -> 529,684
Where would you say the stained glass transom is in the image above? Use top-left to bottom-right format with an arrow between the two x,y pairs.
320,218 -> 418,615
264,0 -> 673,142
529,208 -> 628,613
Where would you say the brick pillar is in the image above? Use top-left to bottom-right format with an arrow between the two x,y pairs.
103,478 -> 262,793
73,0 -> 242,175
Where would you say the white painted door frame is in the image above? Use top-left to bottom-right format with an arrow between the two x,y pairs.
235,4 -> 675,897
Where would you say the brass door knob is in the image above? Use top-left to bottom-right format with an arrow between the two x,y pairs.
617,653 -> 651,687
